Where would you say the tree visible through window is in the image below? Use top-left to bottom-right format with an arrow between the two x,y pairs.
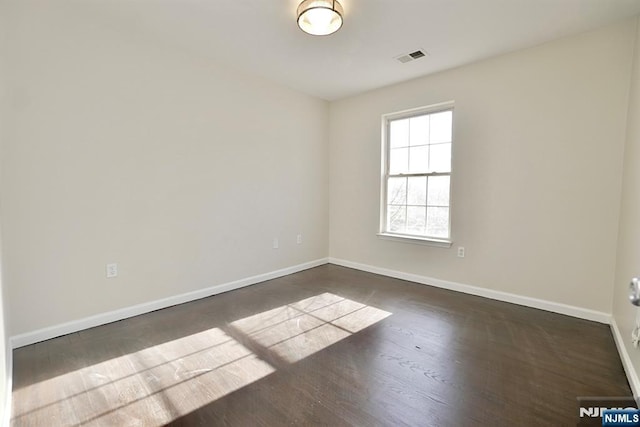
381,105 -> 453,241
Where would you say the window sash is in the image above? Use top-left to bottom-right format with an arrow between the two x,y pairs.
386,171 -> 450,178
382,176 -> 452,239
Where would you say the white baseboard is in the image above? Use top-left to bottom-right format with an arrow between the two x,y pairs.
328,257 -> 611,324
611,318 -> 640,398
7,256 -> 632,407
11,258 -> 329,349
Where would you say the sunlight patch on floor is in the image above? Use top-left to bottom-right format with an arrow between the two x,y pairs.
230,292 -> 392,363
12,292 -> 391,426
12,328 -> 274,426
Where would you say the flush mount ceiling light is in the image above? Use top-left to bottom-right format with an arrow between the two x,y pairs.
297,0 -> 344,36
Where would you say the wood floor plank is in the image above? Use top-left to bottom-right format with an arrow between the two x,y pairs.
11,264 -> 632,426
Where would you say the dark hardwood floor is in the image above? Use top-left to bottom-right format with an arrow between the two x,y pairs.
11,264 -> 631,426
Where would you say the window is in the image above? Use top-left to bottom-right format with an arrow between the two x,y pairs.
380,103 -> 453,244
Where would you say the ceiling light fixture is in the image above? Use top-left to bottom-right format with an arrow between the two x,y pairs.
297,0 -> 344,36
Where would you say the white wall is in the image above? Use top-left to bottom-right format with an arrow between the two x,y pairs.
0,1 -> 9,421
0,2 -> 329,336
613,18 -> 640,395
329,19 -> 636,314
0,36 -> 8,427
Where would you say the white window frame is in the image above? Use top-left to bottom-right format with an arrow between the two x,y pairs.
378,101 -> 454,247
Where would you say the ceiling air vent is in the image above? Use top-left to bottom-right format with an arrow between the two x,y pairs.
395,49 -> 428,64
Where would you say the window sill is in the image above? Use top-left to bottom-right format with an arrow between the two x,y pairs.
376,233 -> 452,248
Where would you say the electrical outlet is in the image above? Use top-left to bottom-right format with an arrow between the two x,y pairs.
273,238 -> 279,249
297,234 -> 303,244
106,263 -> 118,278
457,247 -> 465,258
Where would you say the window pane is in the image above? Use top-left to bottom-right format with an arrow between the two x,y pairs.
407,206 -> 426,234
429,111 -> 452,143
387,177 -> 407,205
407,176 -> 426,205
408,146 -> 428,174
427,176 -> 450,206
390,119 -> 409,148
429,143 -> 451,173
426,207 -> 449,238
387,205 -> 406,232
409,115 -> 429,146
389,147 -> 409,174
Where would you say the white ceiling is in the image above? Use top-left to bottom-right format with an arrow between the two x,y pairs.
79,0 -> 640,101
